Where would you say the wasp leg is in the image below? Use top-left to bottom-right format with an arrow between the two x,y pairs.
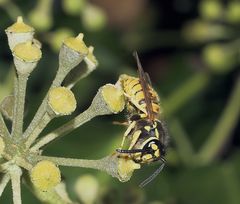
120,121 -> 136,148
112,121 -> 129,126
128,130 -> 141,150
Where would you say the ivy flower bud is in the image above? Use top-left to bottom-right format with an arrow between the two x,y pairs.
117,158 -> 140,182
59,33 -> 88,72
92,84 -> 125,115
74,174 -> 99,204
63,0 -> 85,15
5,16 -> 34,51
82,4 -> 107,31
48,87 -> 77,115
182,20 -> 228,43
199,0 -> 223,20
13,41 -> 42,75
30,160 -> 61,191
0,137 -> 5,155
227,1 -> 240,24
202,43 -> 235,74
84,46 -> 98,71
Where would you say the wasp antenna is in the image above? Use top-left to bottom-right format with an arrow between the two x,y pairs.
139,161 -> 165,188
116,148 -> 145,154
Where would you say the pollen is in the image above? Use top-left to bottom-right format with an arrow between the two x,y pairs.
63,33 -> 88,54
30,160 -> 61,191
102,84 -> 125,113
6,16 -> 34,33
117,158 -> 140,182
13,41 -> 42,62
48,87 -> 77,115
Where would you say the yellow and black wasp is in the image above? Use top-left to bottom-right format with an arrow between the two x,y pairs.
116,52 -> 168,187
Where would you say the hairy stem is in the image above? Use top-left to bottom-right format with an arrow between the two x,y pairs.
23,68 -> 69,139
12,74 -> 28,140
34,154 -> 120,180
31,91 -> 112,151
0,174 -> 10,197
25,112 -> 53,148
0,113 -> 10,137
10,166 -> 22,204
198,76 -> 240,164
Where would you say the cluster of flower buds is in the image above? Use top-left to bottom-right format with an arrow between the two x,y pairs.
0,16 -> 139,204
182,0 -> 240,74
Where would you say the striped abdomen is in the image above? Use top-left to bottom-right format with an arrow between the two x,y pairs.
120,74 -> 160,117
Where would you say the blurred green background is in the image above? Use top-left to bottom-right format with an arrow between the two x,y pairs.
0,0 -> 240,203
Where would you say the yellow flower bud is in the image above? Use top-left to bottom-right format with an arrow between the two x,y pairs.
59,33 -> 88,72
13,41 -> 42,62
182,20 -> 227,43
6,16 -> 34,33
13,41 -> 42,75
117,158 -> 140,182
101,84 -> 125,114
203,43 -> 235,74
82,4 -> 107,31
227,1 -> 240,24
74,174 -> 99,204
63,33 -> 88,54
30,160 -> 61,191
63,0 -> 85,15
5,16 -> 34,50
0,137 -> 5,155
48,87 -> 77,115
199,0 -> 223,20
49,28 -> 74,52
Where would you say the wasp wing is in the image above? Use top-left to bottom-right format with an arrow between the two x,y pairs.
133,51 -> 154,121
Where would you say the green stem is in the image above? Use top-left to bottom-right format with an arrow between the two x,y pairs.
198,77 -> 240,164
12,74 -> 28,140
25,112 -> 53,148
34,154 -> 120,180
30,105 -> 103,151
169,119 -> 195,165
0,174 -> 10,196
220,163 -> 240,204
31,86 -> 114,150
22,69 -> 69,139
163,72 -> 210,117
2,0 -> 22,21
0,113 -> 10,137
10,166 -> 22,204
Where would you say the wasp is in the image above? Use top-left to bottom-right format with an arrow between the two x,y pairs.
116,52 -> 168,187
